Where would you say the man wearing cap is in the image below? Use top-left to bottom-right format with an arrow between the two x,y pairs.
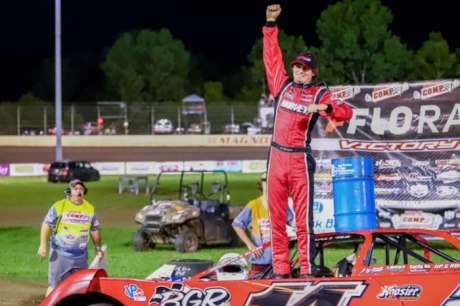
37,179 -> 104,296
232,172 -> 295,276
263,4 -> 353,279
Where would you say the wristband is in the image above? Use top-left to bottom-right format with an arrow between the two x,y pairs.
96,246 -> 102,251
267,18 -> 276,22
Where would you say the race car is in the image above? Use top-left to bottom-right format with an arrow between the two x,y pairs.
40,228 -> 460,306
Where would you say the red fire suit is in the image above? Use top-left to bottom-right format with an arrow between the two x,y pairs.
263,23 -> 353,275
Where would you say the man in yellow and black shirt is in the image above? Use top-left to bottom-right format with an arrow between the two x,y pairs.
37,179 -> 104,296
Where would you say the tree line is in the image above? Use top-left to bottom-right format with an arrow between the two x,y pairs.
1,0 -> 459,133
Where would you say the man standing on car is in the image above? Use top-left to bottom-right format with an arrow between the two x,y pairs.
37,179 -> 104,296
263,4 -> 353,278
232,172 -> 295,276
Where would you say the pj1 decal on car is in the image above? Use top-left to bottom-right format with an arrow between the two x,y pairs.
377,284 -> 423,301
125,284 -> 147,302
244,280 -> 367,306
149,283 -> 231,306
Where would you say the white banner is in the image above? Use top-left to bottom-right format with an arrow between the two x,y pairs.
126,162 -> 160,175
183,161 -> 214,171
93,162 -> 126,175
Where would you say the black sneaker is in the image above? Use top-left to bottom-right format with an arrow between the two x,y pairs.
299,274 -> 315,278
269,273 -> 290,279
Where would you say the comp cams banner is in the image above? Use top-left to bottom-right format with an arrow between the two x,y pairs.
312,79 -> 460,231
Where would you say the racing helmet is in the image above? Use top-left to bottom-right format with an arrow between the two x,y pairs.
216,253 -> 248,281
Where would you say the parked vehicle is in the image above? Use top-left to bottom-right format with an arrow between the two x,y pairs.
153,119 -> 174,134
133,170 -> 244,253
222,123 -> 240,134
187,123 -> 202,134
19,127 -> 44,136
47,126 -> 69,135
240,122 -> 261,135
42,228 -> 460,306
81,122 -> 99,135
48,160 -> 100,182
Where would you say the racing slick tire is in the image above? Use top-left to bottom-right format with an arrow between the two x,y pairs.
175,229 -> 199,253
132,228 -> 155,252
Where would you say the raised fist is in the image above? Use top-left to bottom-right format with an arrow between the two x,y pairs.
266,4 -> 281,21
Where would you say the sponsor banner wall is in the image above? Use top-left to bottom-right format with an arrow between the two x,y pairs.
125,162 -> 159,175
213,160 -> 242,172
9,163 -> 42,176
155,161 -> 184,174
311,79 -> 460,230
93,162 -> 126,175
242,160 -> 267,173
183,161 -> 214,171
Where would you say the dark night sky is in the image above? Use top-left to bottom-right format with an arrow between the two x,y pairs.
1,0 -> 459,101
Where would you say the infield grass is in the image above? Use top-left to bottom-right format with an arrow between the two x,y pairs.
1,174 -> 460,282
0,173 -> 263,210
0,173 -> 261,281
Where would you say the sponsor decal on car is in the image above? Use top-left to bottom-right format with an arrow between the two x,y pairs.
409,264 -> 432,273
125,284 -> 147,302
358,266 -> 384,274
313,201 -> 324,214
149,283 -> 231,306
386,265 -> 406,273
244,280 -> 367,306
377,284 -> 423,301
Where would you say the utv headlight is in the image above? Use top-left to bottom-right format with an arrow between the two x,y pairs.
171,214 -> 184,221
136,213 -> 144,221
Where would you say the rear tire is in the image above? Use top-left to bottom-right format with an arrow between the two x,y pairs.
175,229 -> 199,253
132,228 -> 154,252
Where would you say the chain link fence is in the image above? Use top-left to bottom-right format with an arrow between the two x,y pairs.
0,101 -> 262,135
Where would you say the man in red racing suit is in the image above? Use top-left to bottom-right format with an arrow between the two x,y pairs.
263,4 -> 353,278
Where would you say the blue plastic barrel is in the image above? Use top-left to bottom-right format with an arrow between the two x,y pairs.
331,157 -> 376,231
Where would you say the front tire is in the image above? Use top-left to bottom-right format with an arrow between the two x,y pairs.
175,229 -> 199,253
132,228 -> 154,252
